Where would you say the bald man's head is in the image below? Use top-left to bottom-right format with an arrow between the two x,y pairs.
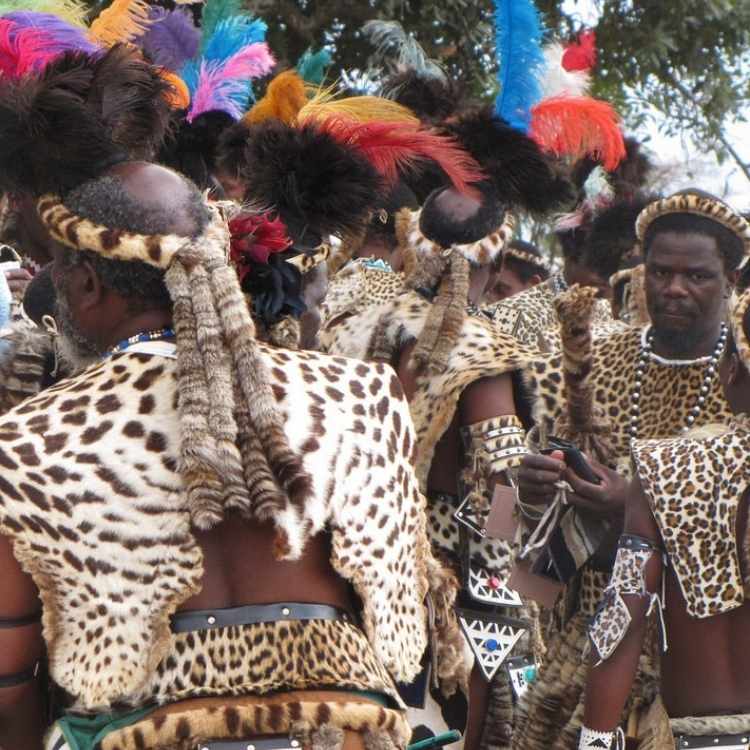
64,161 -> 210,240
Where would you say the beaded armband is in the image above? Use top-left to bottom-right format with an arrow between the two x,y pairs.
462,415 -> 527,480
589,534 -> 666,664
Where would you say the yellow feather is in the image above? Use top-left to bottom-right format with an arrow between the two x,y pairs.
296,93 -> 419,126
9,0 -> 88,27
89,0 -> 151,45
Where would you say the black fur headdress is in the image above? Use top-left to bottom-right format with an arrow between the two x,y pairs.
217,119 -> 382,243
0,44 -> 173,196
381,69 -> 461,124
444,107 -> 574,215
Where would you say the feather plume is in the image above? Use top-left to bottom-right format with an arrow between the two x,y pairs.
187,43 -> 274,121
297,92 -> 419,126
201,15 -> 266,63
562,30 -> 596,72
3,11 -> 95,54
89,0 -> 152,45
295,47 -> 331,85
539,42 -> 589,99
315,117 -> 484,195
242,70 -> 307,125
0,0 -> 87,28
0,18 -> 60,78
445,108 -> 574,214
363,19 -> 446,81
160,70 -> 190,109
243,69 -> 307,125
493,0 -> 545,132
530,96 -> 626,171
140,8 -> 199,72
199,0 -> 246,51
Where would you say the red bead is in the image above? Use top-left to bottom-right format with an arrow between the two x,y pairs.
487,576 -> 501,590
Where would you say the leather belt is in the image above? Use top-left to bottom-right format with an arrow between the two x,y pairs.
197,740 -> 302,750
675,732 -> 750,750
172,602 -> 352,633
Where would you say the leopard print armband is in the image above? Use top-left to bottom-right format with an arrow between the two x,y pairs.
462,415 -> 527,481
589,534 -> 666,664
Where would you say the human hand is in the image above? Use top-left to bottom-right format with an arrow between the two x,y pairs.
4,268 -> 31,296
517,450 -> 566,505
563,457 -> 628,518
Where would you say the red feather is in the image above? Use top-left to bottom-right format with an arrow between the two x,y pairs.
314,116 -> 485,196
0,20 -> 59,79
530,96 -> 625,171
229,213 -> 291,278
562,30 -> 596,72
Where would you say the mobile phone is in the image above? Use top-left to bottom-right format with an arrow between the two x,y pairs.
408,730 -> 462,750
542,436 -> 601,485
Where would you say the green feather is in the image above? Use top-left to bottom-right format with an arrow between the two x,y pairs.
199,0 -> 246,50
296,47 -> 332,85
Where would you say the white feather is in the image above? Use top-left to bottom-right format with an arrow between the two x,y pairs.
539,42 -> 590,99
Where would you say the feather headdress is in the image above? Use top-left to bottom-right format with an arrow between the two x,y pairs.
562,30 -> 596,72
139,7 -> 199,72
242,69 -> 308,125
493,0 -> 545,132
296,91 -> 419,127
89,0 -> 152,45
296,47 -> 331,85
0,0 -> 87,28
539,41 -> 590,99
0,43 -> 172,195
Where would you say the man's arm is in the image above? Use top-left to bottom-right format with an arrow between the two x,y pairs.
0,534 -> 46,750
581,476 -> 662,735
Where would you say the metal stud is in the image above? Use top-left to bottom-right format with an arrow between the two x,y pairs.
207,615 -> 216,625
281,607 -> 291,616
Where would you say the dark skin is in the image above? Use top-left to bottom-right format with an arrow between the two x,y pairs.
564,257 -> 612,302
0,163 -> 355,747
584,341 -> 750,729
483,265 -> 542,304
518,230 -> 739,520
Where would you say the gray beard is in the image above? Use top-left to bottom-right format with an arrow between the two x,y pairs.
54,287 -> 104,373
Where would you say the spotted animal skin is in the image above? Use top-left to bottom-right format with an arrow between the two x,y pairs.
633,418 -> 750,619
0,343 -> 439,713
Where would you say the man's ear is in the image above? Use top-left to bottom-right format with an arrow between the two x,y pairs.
727,268 -> 741,294
74,260 -> 104,313
529,273 -> 542,287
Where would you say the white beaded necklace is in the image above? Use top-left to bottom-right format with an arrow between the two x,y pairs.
628,322 -> 728,439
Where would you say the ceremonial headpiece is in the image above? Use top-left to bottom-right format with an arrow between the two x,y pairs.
636,190 -> 750,258
503,240 -> 550,274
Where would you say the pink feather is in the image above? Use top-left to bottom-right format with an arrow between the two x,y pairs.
0,19 -> 59,79
221,41 -> 275,80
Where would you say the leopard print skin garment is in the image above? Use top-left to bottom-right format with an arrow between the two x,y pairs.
0,343 -> 440,711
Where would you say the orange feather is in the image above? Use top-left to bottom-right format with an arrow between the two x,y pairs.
160,71 -> 190,110
243,71 -> 308,125
530,96 -> 625,171
316,116 -> 485,196
89,0 -> 151,45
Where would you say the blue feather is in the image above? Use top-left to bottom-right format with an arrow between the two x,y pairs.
201,15 -> 267,64
296,47 -> 332,85
493,0 -> 545,132
141,8 -> 200,72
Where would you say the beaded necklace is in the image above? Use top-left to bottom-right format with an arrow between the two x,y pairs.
106,327 -> 176,357
628,323 -> 728,439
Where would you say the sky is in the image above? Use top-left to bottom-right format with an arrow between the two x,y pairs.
561,0 -> 750,207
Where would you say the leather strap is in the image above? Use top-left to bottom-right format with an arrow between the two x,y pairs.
196,738 -> 302,750
171,602 -> 352,634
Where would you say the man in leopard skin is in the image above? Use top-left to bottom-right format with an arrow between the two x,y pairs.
514,190 -> 750,750
578,288 -> 750,750
0,160 -> 465,750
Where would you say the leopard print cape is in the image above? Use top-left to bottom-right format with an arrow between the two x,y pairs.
365,291 -> 536,489
0,344 -> 448,711
486,274 -> 621,352
319,261 -> 405,358
632,417 -> 750,619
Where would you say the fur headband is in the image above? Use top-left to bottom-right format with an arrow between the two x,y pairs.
37,194 -> 193,270
504,244 -> 549,273
402,208 -> 515,267
731,289 -> 750,374
636,192 -> 750,256
287,244 -> 332,273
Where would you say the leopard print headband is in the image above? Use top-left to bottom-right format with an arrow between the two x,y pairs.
635,192 -> 750,256
503,244 -> 548,273
36,194 -> 203,269
403,208 -> 516,266
731,288 -> 750,373
287,243 -> 331,273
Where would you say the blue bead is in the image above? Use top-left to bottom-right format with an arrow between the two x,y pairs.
524,666 -> 537,683
485,639 -> 499,652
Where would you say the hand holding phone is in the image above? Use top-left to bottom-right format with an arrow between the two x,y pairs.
542,436 -> 601,485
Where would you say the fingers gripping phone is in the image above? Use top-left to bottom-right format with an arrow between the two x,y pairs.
541,436 -> 601,485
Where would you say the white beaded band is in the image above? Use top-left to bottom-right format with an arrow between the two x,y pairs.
579,725 -> 623,750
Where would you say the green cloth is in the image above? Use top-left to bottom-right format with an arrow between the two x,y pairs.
56,706 -> 154,750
